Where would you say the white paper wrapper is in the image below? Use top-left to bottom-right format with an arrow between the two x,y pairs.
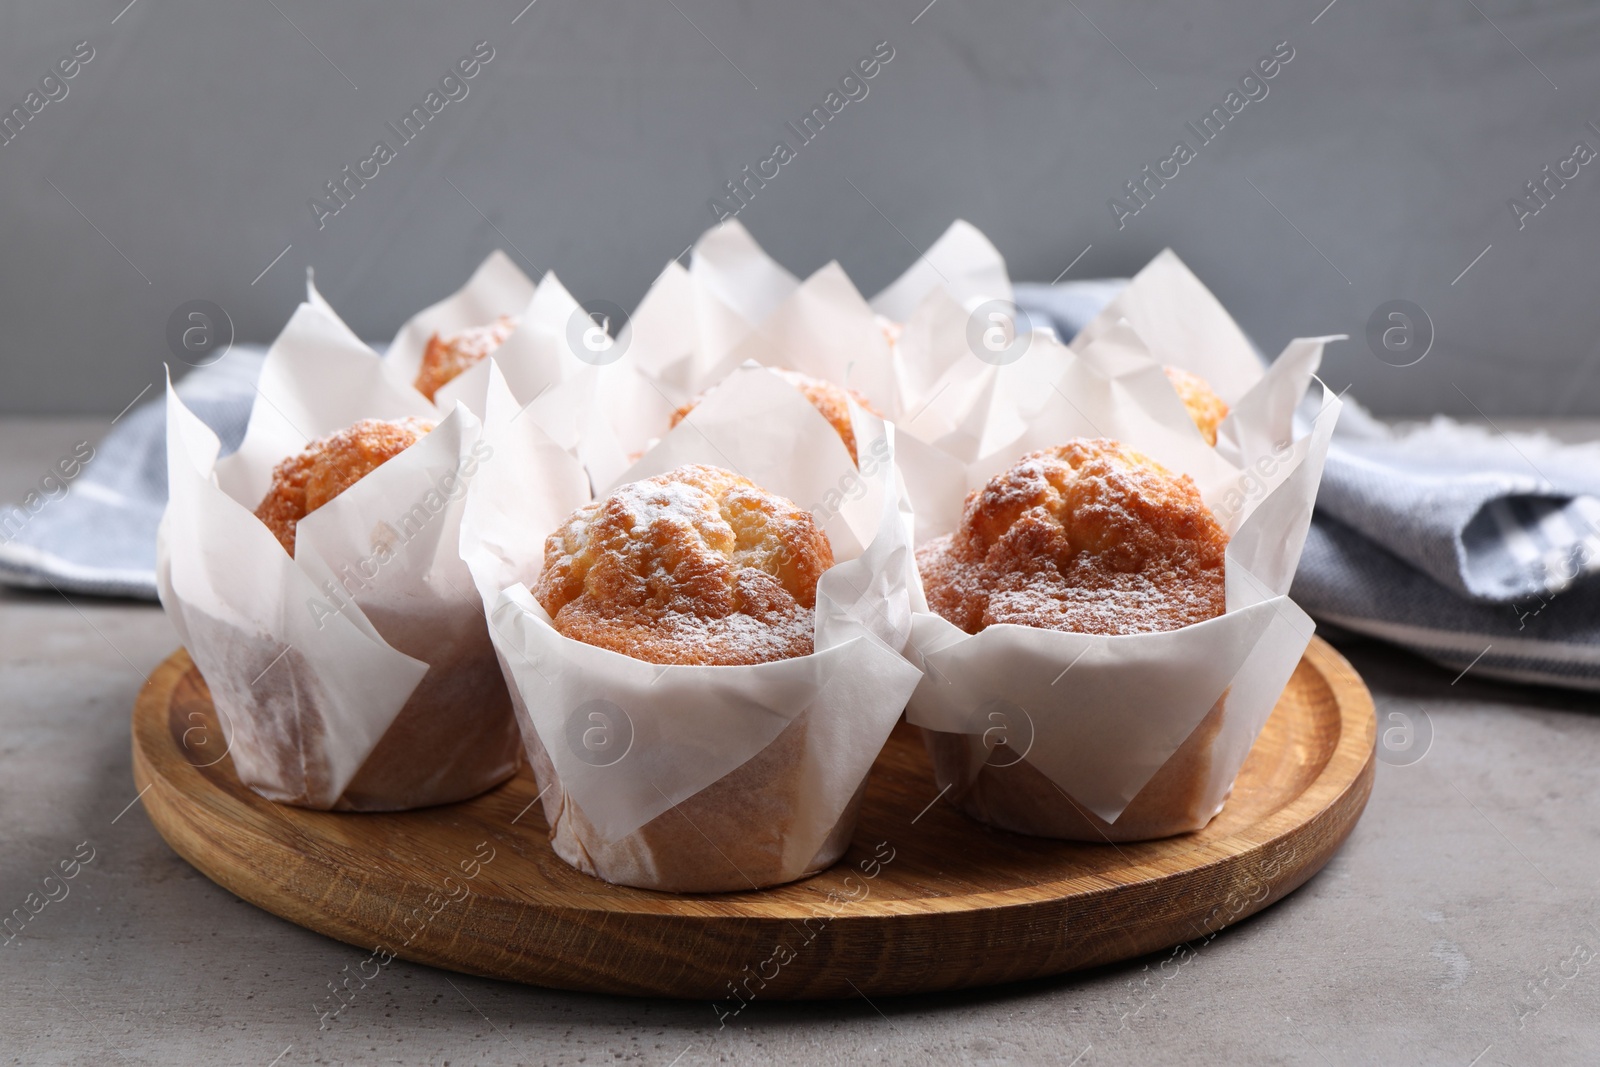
462,360 -> 924,891
598,219 -> 1014,462
869,218 -> 1012,322
156,299 -> 522,810
378,249 -> 535,395
315,251 -> 622,479
900,249 -> 1344,841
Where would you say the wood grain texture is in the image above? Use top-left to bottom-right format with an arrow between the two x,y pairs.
131,637 -> 1376,1001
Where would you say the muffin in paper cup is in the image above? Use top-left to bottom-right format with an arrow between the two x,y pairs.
591,219 -> 1014,476
461,360 -> 923,892
900,249 -> 1344,841
376,248 -> 534,406
156,296 -> 521,810
370,250 -> 626,474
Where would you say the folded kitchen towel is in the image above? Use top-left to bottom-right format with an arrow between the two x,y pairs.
0,349 -> 265,600
10,284 -> 1600,691
1291,410 -> 1600,691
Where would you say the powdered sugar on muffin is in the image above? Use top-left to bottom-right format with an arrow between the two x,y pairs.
534,465 -> 834,665
917,439 -> 1227,636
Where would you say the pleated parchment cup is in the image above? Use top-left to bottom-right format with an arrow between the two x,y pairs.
588,219 -> 1015,480
901,249 -> 1345,841
367,249 -> 627,479
157,297 -> 521,811
462,361 -> 923,892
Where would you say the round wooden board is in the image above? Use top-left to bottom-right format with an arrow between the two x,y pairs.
132,637 -> 1375,1001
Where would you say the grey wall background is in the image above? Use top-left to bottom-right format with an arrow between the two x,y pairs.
2,0 -> 1598,417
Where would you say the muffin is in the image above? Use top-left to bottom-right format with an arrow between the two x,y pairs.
535,464 -> 833,665
912,440 -> 1252,841
671,369 -> 880,464
918,439 -> 1228,637
413,316 -> 517,402
255,417 -> 434,555
233,415 -> 518,809
1164,365 -> 1229,446
515,465 -> 876,891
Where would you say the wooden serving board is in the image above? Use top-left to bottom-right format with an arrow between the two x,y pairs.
132,637 -> 1375,1001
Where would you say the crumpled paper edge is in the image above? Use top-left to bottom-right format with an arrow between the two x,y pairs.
462,360 -> 923,856
158,298 -> 511,807
900,259 -> 1343,827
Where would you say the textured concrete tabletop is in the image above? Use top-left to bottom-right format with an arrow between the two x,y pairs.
4,417 -> 1598,1066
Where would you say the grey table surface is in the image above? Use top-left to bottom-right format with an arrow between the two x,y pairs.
4,416 -> 1598,1067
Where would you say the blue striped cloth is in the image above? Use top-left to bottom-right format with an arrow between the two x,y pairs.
1294,405 -> 1600,691
0,350 -> 265,600
7,286 -> 1600,690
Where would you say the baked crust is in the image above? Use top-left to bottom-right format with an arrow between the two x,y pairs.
1163,365 -> 1229,446
534,465 -> 834,665
671,368 -> 879,464
254,417 -> 434,555
414,316 -> 517,401
918,439 -> 1227,636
